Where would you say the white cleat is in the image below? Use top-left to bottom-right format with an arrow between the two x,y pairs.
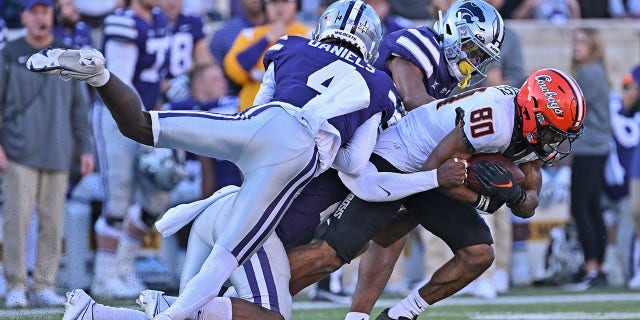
137,290 -> 170,319
62,289 -> 95,320
90,276 -> 140,299
26,48 -> 109,86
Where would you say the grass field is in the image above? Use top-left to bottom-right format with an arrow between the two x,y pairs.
1,287 -> 639,319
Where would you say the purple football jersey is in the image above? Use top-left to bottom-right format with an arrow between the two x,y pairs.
103,8 -> 170,110
166,13 -> 206,79
374,26 -> 457,100
264,36 -> 400,145
53,21 -> 92,49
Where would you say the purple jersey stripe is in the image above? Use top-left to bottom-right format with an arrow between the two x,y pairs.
157,103 -> 279,121
233,148 -> 318,263
256,248 -> 280,313
242,259 -> 262,306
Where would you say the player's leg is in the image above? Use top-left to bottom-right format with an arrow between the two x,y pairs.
62,289 -> 146,320
91,103 -> 140,298
160,139 -> 316,319
345,209 -> 420,319
31,170 -> 68,305
288,195 -> 404,295
377,191 -> 494,320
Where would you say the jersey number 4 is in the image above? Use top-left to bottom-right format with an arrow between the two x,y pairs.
307,60 -> 357,93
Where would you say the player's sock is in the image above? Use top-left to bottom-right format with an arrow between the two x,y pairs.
161,244 -> 238,319
197,297 -> 232,320
345,311 -> 369,320
388,289 -> 429,319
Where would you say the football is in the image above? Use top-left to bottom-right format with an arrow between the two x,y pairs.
465,154 -> 525,195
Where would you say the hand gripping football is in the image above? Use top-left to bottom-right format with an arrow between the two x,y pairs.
466,154 -> 525,195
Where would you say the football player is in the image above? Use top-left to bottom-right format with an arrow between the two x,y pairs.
286,69 -> 586,320
158,0 -> 214,102
90,0 -> 172,298
343,1 -> 506,318
375,0 -> 504,112
30,1 -> 405,319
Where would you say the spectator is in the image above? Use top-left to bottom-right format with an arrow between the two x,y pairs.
209,0 -> 265,95
365,0 -> 414,36
622,65 -> 640,290
158,0 -> 214,103
0,0 -> 93,307
75,0 -> 122,29
579,0 -> 610,18
389,0 -> 430,19
53,0 -> 92,49
610,0 -> 640,17
601,74 -> 640,286
511,0 -> 581,23
563,27 -> 613,292
90,0 -> 172,299
224,0 -> 310,111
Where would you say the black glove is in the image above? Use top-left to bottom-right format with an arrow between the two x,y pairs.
473,160 -> 526,208
473,194 -> 505,214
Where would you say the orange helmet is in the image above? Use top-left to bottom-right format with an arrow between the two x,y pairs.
516,68 -> 586,163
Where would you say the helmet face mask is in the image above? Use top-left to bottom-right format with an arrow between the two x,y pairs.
517,68 -> 586,164
435,0 -> 504,88
312,0 -> 383,63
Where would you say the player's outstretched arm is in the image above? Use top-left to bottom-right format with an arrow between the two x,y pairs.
26,48 -> 154,146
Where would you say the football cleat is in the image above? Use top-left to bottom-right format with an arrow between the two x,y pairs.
26,48 -> 110,87
62,289 -> 95,320
137,290 -> 170,319
375,308 -> 417,320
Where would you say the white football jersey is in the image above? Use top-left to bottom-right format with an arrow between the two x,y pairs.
375,86 -> 520,172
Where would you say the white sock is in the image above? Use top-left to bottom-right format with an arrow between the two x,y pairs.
198,297 -> 232,320
345,311 -> 369,320
93,302 -> 146,320
388,289 -> 429,319
163,244 -> 238,319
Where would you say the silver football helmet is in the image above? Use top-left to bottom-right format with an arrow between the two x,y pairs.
136,146 -> 187,191
434,0 -> 505,88
312,0 -> 383,63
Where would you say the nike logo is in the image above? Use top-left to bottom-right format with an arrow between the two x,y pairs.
490,181 -> 513,188
378,184 -> 391,197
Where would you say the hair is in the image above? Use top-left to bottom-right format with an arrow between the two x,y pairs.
570,27 -> 609,84
321,37 -> 365,60
188,63 -> 218,89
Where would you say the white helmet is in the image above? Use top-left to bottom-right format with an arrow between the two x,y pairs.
434,0 -> 505,88
312,0 -> 383,63
136,146 -> 187,191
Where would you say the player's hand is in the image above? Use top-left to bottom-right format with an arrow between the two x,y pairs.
473,160 -> 526,207
436,157 -> 468,188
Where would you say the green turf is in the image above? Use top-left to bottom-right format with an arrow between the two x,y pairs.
2,287 -> 639,319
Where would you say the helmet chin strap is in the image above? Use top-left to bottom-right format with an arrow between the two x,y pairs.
457,60 -> 473,89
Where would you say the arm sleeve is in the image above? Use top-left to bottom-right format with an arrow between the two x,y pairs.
338,161 -> 439,202
104,40 -> 138,86
331,113 -> 380,175
253,62 -> 275,106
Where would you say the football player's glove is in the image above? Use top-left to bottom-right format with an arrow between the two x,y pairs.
473,160 -> 526,208
26,48 -> 110,87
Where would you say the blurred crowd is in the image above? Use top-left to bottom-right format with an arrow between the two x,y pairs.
0,0 -> 640,310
